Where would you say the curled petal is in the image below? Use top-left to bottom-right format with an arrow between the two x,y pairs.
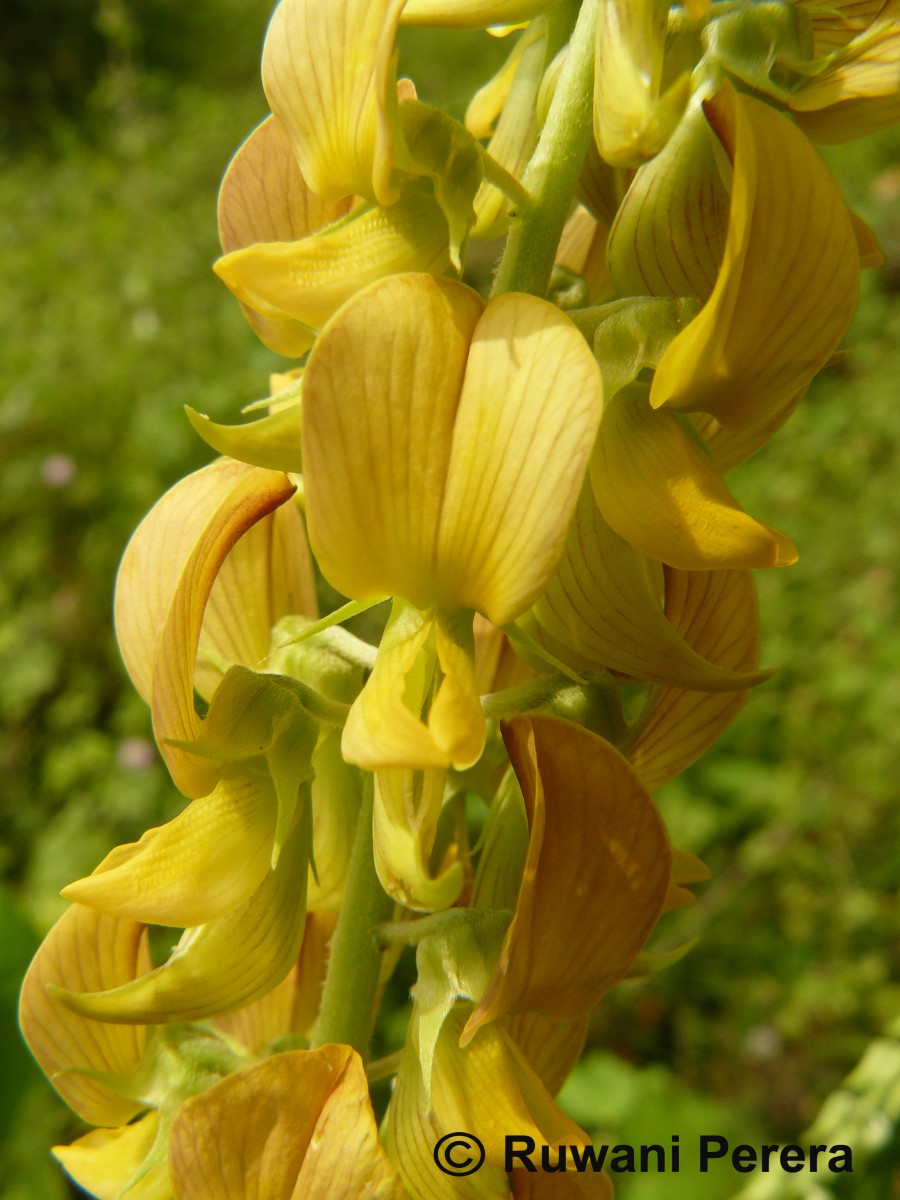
61,775 -> 277,927
214,194 -> 452,338
262,0 -> 410,207
19,905 -> 149,1126
217,114 -> 352,356
650,84 -> 860,429
464,716 -> 671,1040
186,402 -> 303,475
606,95 -> 729,300
526,481 -> 768,690
114,461 -> 303,796
591,385 -> 797,571
54,811 -> 309,1025
170,1046 -> 405,1200
624,567 -> 762,791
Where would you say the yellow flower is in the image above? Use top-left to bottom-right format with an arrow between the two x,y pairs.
302,272 -> 603,772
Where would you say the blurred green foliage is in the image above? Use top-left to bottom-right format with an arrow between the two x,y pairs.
1,5 -> 898,1199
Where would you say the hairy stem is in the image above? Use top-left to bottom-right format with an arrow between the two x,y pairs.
492,0 -> 599,298
311,776 -> 393,1058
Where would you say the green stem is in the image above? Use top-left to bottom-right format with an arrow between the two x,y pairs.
491,0 -> 599,298
311,776 -> 393,1058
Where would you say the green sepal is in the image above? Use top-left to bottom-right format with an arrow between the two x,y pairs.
585,296 -> 702,399
269,616 -> 375,705
701,2 -> 815,101
470,770 -> 529,914
170,666 -> 318,867
413,909 -> 512,1093
399,99 -> 484,270
542,673 -> 629,743
185,400 -> 302,473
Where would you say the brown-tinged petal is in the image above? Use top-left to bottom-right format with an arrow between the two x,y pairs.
169,1047 -> 404,1200
464,716 -> 671,1040
526,481 -> 769,690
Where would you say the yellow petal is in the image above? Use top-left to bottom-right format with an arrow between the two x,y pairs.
385,1034 -> 511,1200
433,1005 -> 589,1168
55,809 -> 309,1024
792,0 -> 900,142
303,274 -> 483,607
465,18 -> 541,138
19,905 -> 149,1126
687,390 -> 804,474
169,1047 -> 404,1200
464,716 -> 671,1039
555,205 -> 611,304
114,460 -> 302,795
186,402 -> 303,475
217,114 -> 352,356
591,385 -> 798,570
526,481 -> 769,690
623,567 -> 762,792
61,774 -> 278,927
402,0 -> 556,27
606,94 -> 729,300
343,602 -> 485,773
374,768 -> 464,911
593,0 -> 690,168
304,275 -> 601,622
54,1112 -> 169,1200
262,0 -> 410,207
435,292 -> 603,624
151,467 -> 298,797
214,193 -> 451,337
196,488 -> 316,703
214,911 -> 336,1053
650,84 -> 860,429
470,20 -> 548,239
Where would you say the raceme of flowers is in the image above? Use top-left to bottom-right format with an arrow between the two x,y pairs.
20,0 -> 896,1197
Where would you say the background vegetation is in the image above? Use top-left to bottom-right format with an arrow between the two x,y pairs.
2,3 -> 898,1197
